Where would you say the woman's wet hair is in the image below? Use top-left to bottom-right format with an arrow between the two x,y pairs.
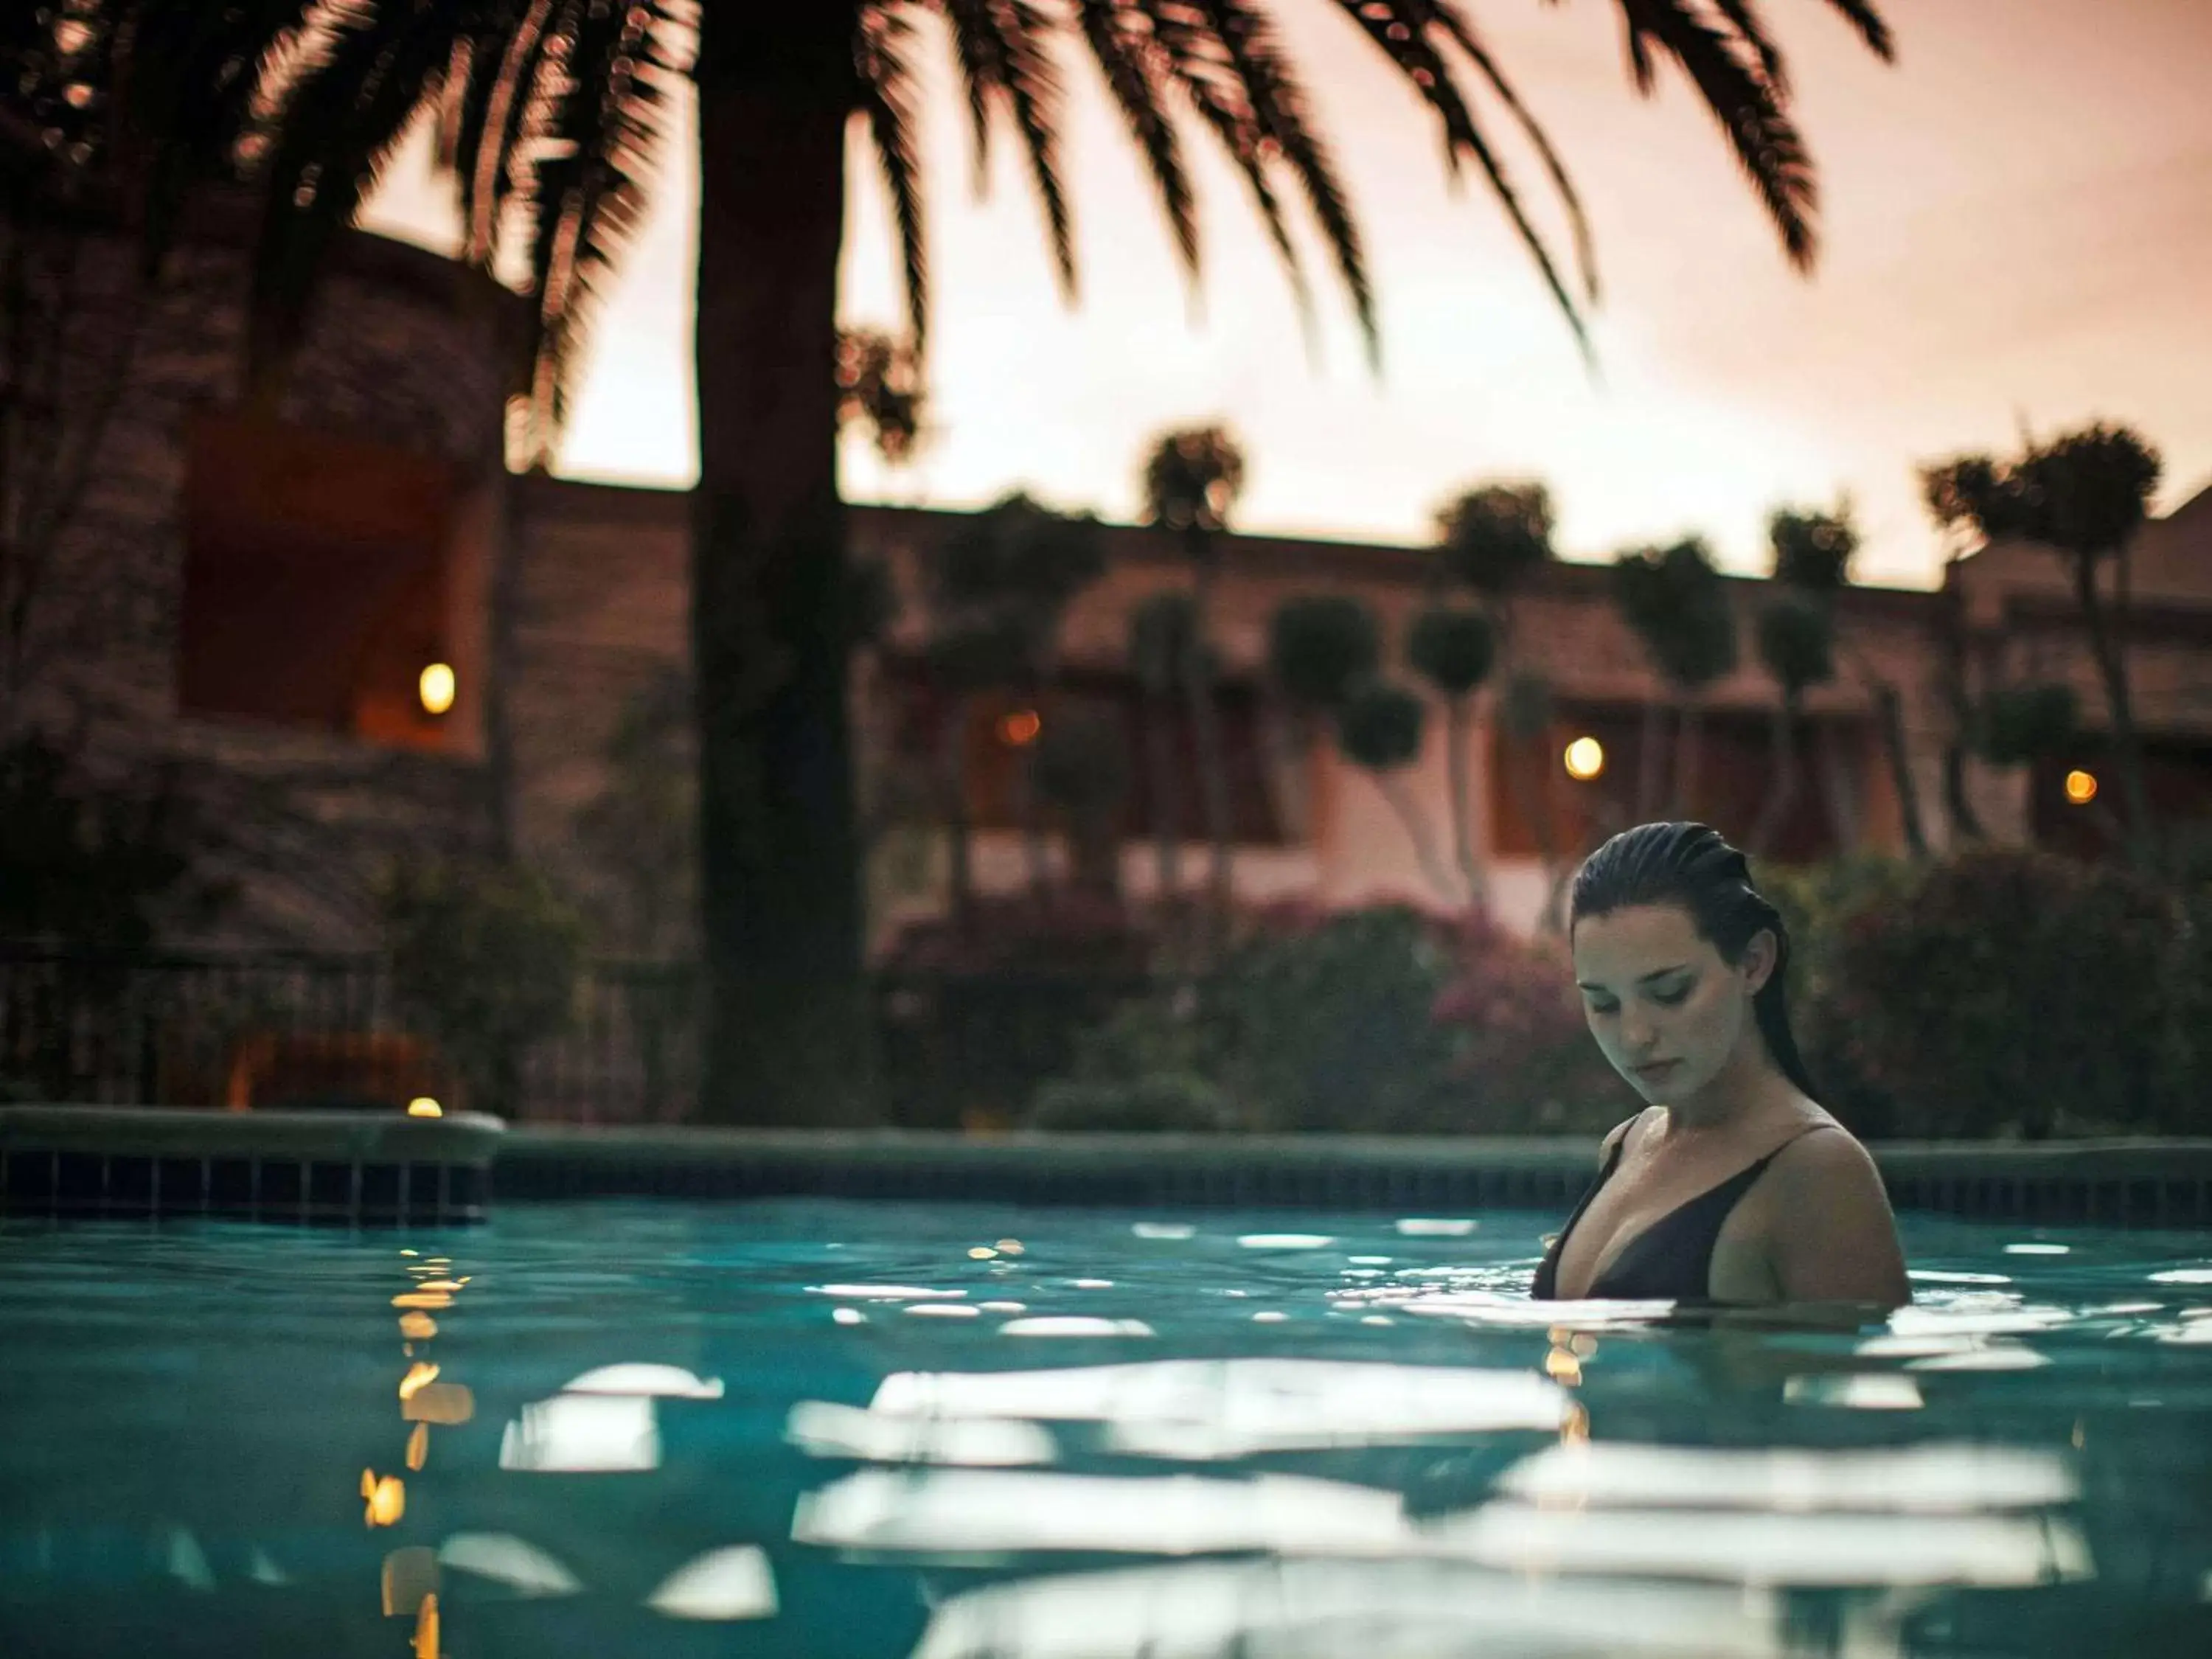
1568,821 -> 1818,1099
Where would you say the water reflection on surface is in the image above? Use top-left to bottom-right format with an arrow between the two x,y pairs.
4,1204 -> 2212,1658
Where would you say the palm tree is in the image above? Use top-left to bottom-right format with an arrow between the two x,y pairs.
1766,503 -> 1926,858
1141,422 -> 1244,936
927,491 -> 1106,900
1610,538 -> 1738,821
1922,426 -> 2163,867
1128,588 -> 1196,914
1265,591 -> 1379,838
17,1 -> 1895,1121
1335,676 -> 1455,902
1745,593 -> 1832,858
1432,480 -> 1559,897
1405,603 -> 1496,908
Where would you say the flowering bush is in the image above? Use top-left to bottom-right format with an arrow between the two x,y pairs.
1430,911 -> 1638,1134
1815,849 -> 2199,1138
1034,902 -> 1632,1134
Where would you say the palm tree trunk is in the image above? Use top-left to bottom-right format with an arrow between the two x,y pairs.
1444,695 -> 1483,912
2075,553 -> 2154,865
1377,771 -> 1458,905
691,5 -> 872,1123
940,695 -> 975,931
1183,554 -> 1234,936
1144,690 -> 1182,905
1747,692 -> 1800,858
1635,698 -> 1666,820
1669,698 -> 1702,819
1834,635 -> 1927,859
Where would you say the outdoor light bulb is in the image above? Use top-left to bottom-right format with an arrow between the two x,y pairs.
998,709 -> 1042,747
2064,769 -> 2098,805
1563,736 -> 1605,781
408,1097 -> 443,1119
418,663 -> 456,716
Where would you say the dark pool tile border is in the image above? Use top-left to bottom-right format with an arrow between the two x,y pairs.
8,1112 -> 2212,1227
0,1107 -> 501,1225
493,1129 -> 2212,1226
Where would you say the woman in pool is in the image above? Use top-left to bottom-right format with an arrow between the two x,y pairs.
1532,821 -> 1909,1309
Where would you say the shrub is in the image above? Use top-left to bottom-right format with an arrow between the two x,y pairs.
1761,855 -> 1919,1135
1030,1072 -> 1236,1132
383,860 -> 585,1116
1815,849 -> 2194,1138
1430,912 -> 1638,1134
1037,904 -> 1632,1134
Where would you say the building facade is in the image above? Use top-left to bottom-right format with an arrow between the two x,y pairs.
35,227 -> 2212,951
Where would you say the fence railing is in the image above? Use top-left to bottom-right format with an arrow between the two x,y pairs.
0,947 -> 1147,1126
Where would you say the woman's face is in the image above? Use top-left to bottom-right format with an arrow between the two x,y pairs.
1571,902 -> 1774,1105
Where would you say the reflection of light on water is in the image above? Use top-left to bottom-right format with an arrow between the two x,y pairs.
563,1363 -> 723,1399
399,1362 -> 439,1400
499,1394 -> 661,1472
404,1382 -> 474,1425
1909,1270 -> 2012,1286
1238,1234 -> 1334,1251
646,1545 -> 779,1621
787,1400 -> 1057,1467
868,1359 -> 1571,1458
437,1532 -> 582,1596
362,1470 -> 406,1526
1784,1375 -> 1924,1411
2004,1244 -> 2069,1256
1423,1501 -> 2091,1587
1000,1316 -> 1155,1338
165,1526 -> 214,1590
909,1560 -> 1823,1659
2149,1267 -> 2212,1284
909,1304 -> 982,1318
381,1545 -> 438,1615
1395,1218 -> 1478,1237
1496,1442 -> 2077,1512
812,1284 -> 969,1302
406,1423 -> 429,1470
793,1469 -> 1407,1557
1132,1222 -> 1195,1240
793,1464 -> 2091,1589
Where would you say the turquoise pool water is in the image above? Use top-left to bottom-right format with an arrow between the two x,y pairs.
4,1199 -> 2211,1658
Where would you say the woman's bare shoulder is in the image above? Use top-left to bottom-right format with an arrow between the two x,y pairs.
1597,1107 -> 1655,1164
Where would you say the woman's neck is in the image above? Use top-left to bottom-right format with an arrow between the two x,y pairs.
1661,1038 -> 1795,1135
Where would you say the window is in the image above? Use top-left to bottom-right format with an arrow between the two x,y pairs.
881,661 -> 1289,846
178,412 -> 464,750
2031,740 -> 2212,860
1491,699 -> 1867,864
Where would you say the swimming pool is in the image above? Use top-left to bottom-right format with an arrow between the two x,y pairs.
5,1198 -> 2211,1657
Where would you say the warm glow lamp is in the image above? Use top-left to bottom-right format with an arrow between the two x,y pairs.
2064,769 -> 2098,806
418,663 -> 456,717
1563,736 -> 1605,781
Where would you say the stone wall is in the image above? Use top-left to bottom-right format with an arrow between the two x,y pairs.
10,215 -> 519,946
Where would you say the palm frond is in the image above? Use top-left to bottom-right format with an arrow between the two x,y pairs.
855,4 -> 931,347
992,1 -> 1077,298
115,2 -> 319,269
1618,0 -> 1815,268
1712,0 -> 1787,94
1326,0 -> 1584,353
940,0 -> 1008,195
941,1 -> 1074,299
1194,0 -> 1371,358
1431,2 -> 1599,304
515,0 -> 687,457
1136,0 -> 1313,339
246,0 -> 461,391
459,0 -> 557,267
1819,0 -> 1893,60
1072,0 -> 1198,282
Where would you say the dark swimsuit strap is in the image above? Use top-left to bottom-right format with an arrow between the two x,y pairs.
1535,1117 -> 1835,1300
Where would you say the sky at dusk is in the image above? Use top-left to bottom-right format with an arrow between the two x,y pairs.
362,0 -> 2212,590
